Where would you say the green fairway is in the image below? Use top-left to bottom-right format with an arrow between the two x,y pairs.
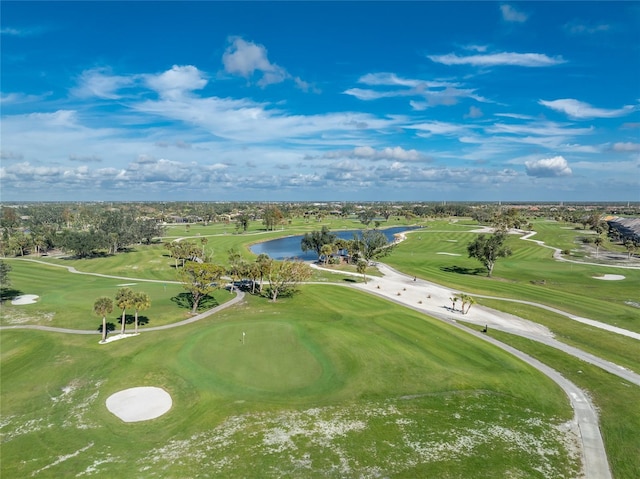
0,259 -> 233,329
385,226 -> 640,332
0,286 -> 579,478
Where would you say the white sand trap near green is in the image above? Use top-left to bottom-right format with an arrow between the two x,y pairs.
106,387 -> 172,422
437,252 -> 461,256
11,294 -> 39,305
592,274 -> 625,281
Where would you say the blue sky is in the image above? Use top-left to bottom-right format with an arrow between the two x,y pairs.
1,1 -> 639,202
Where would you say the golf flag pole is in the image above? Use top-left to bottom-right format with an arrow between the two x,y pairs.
242,331 -> 245,345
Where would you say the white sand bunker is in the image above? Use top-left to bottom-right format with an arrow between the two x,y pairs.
106,387 -> 172,422
592,274 -> 625,281
437,252 -> 461,256
11,294 -> 39,305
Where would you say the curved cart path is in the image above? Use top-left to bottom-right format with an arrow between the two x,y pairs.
340,264 -> 616,479
2,257 -> 625,478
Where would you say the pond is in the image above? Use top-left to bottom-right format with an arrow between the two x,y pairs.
250,226 -> 421,260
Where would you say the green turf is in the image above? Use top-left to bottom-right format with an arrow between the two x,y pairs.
1,286 -> 579,478
486,329 -> 640,479
0,259 -> 233,329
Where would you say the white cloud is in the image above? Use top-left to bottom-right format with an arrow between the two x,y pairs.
1,92 -> 51,104
428,52 -> 565,67
564,21 -> 611,35
222,37 -> 288,87
72,68 -> 136,99
145,65 -> 207,99
612,142 -> 640,152
500,4 -> 528,23
316,146 -> 430,163
464,106 -> 483,119
344,72 -> 487,107
539,99 -> 636,119
525,156 -> 572,177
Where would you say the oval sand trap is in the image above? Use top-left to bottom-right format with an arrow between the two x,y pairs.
592,274 -> 625,281
11,294 -> 39,305
106,387 -> 172,422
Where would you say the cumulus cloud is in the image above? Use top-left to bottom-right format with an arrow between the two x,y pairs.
145,65 -> 207,99
539,99 -> 636,119
222,37 -> 288,87
72,68 -> 135,99
525,156 -> 572,177
500,4 -> 528,23
429,52 -> 565,67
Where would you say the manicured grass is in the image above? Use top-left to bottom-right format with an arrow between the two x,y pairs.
385,227 -> 640,332
0,259 -> 233,329
475,298 -> 640,374
486,329 -> 640,479
0,286 -> 579,478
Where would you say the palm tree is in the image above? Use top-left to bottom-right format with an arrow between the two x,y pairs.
593,235 -> 604,258
256,253 -> 271,293
94,297 -> 114,343
356,259 -> 368,283
464,296 -> 476,314
624,240 -> 637,260
320,243 -> 336,265
200,237 -> 208,260
132,292 -> 151,334
115,287 -> 135,335
450,296 -> 459,311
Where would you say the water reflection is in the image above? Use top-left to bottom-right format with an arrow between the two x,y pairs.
250,226 -> 420,260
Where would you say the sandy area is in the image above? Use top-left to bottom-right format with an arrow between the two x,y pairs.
106,387 -> 172,422
592,274 -> 625,281
436,252 -> 461,256
11,294 -> 39,305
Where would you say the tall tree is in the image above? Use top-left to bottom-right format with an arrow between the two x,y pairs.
178,261 -> 225,313
320,243 -> 336,265
265,259 -> 312,302
255,253 -> 272,293
236,213 -> 250,232
467,232 -> 512,277
0,260 -> 12,287
262,206 -> 284,231
94,297 -> 114,343
356,259 -> 368,283
115,287 -> 135,335
352,229 -> 395,263
624,240 -> 637,260
593,235 -> 604,258
301,226 -> 337,261
132,292 -> 151,334
358,208 -> 376,227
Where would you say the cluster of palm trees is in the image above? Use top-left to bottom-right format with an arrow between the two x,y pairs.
93,287 -> 151,342
450,292 -> 476,314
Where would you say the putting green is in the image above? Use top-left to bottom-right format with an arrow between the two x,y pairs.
188,321 -> 325,392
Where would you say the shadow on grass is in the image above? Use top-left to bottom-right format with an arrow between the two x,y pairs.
440,266 -> 486,276
171,292 -> 219,312
0,288 -> 23,302
342,278 -> 357,283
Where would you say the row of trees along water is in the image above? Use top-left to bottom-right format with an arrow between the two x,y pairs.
1,201 -> 637,260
